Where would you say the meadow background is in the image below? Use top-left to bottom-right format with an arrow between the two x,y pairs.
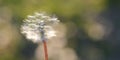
0,0 -> 120,60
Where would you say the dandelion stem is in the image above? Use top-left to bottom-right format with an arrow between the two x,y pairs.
43,40 -> 48,60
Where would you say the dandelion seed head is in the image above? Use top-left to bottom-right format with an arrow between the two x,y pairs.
21,12 -> 60,43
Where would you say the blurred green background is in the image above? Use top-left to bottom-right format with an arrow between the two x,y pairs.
0,0 -> 120,60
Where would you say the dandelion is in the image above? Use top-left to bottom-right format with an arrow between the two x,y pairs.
21,12 -> 60,60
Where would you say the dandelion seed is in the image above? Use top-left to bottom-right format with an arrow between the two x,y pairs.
21,12 -> 60,60
21,12 -> 59,42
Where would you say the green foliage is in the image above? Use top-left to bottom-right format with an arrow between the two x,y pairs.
0,0 -> 114,60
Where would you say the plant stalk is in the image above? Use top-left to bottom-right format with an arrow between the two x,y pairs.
43,41 -> 48,60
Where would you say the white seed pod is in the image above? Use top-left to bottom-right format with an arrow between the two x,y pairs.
21,12 -> 60,43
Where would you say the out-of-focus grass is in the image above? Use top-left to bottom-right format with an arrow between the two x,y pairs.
0,0 -> 119,60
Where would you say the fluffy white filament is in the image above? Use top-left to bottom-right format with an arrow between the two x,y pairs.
21,12 -> 59,43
